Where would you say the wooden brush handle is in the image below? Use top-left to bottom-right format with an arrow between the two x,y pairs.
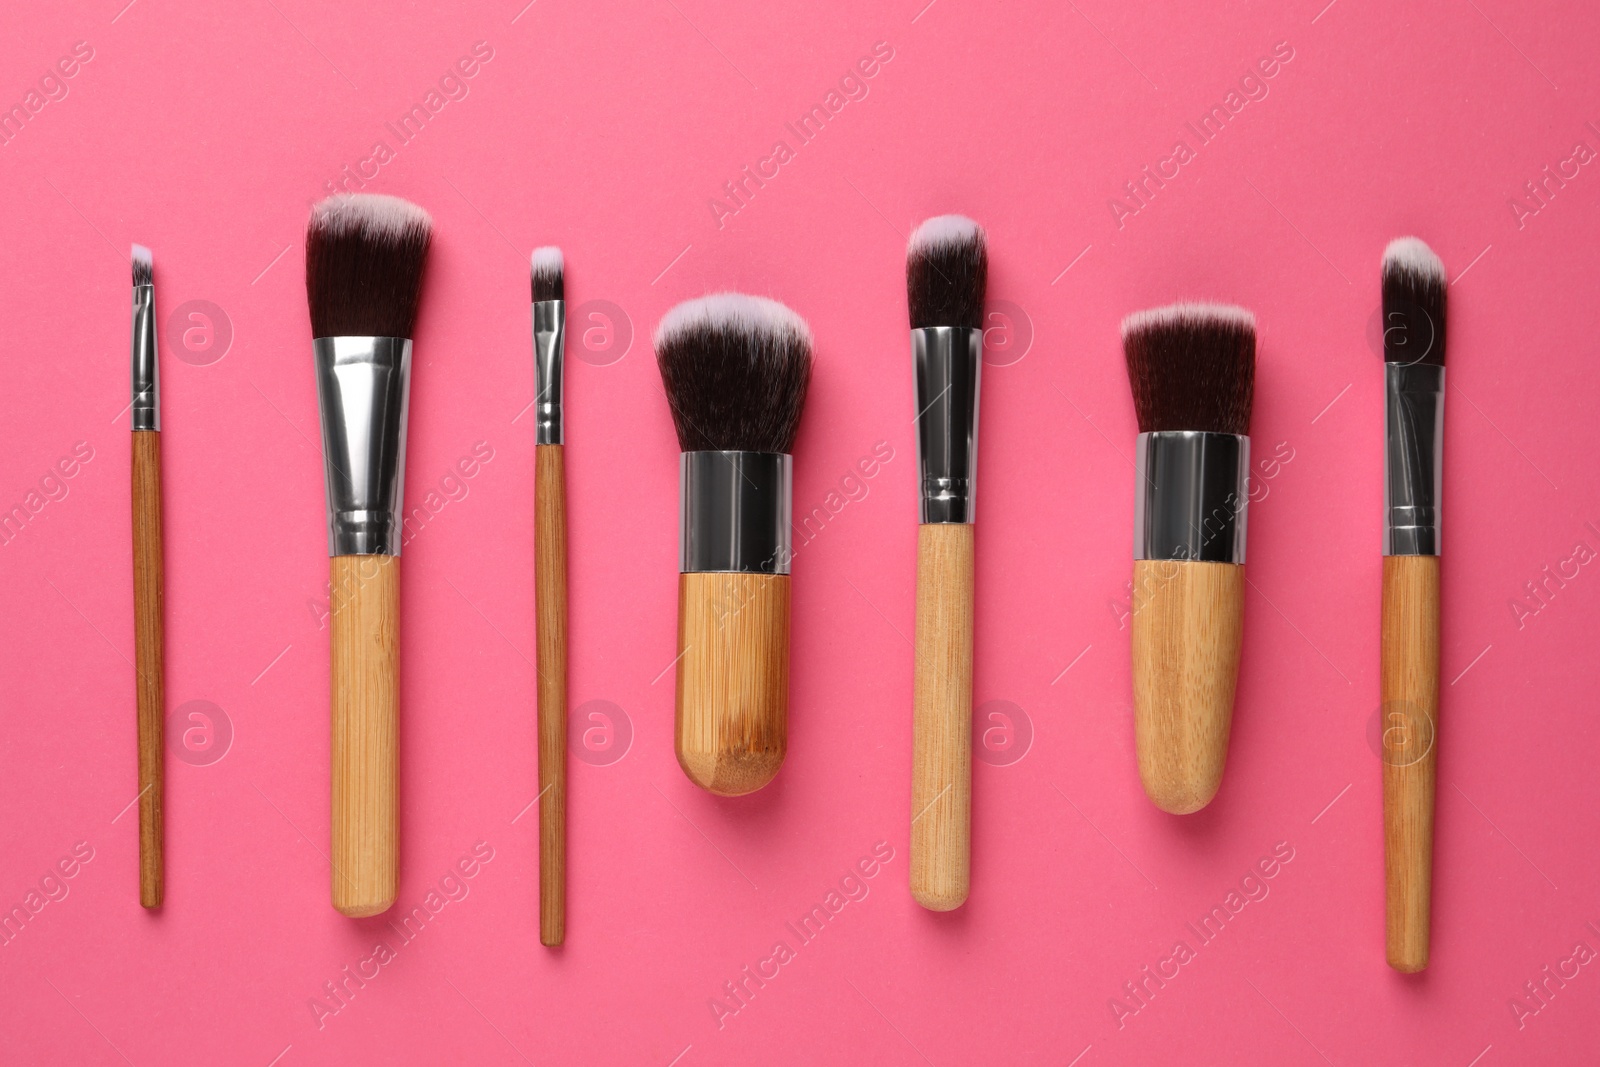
910,523 -> 974,911
675,572 -> 789,796
535,444 -> 567,946
330,554 -> 399,917
1382,554 -> 1440,973
1131,559 -> 1244,814
132,430 -> 164,909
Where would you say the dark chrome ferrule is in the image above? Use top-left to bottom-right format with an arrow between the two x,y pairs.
1384,362 -> 1444,556
1134,431 -> 1250,564
912,326 -> 982,524
131,283 -> 159,431
679,451 -> 792,575
314,336 -> 412,557
533,299 -> 565,445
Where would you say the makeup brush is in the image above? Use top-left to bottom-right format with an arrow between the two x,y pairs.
1379,237 -> 1446,972
1122,304 -> 1255,814
305,193 -> 432,917
129,243 -> 164,909
655,294 -> 812,796
531,246 -> 567,946
905,215 -> 986,911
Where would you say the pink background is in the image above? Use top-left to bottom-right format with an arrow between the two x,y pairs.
2,0 -> 1598,1063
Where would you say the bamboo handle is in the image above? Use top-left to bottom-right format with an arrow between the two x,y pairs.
330,554 -> 399,917
1131,559 -> 1244,814
1382,554 -> 1440,972
675,572 -> 790,796
535,444 -> 567,946
910,523 -> 974,911
132,430 -> 164,909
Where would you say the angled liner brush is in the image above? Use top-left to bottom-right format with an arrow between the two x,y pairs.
305,193 -> 432,917
655,294 -> 813,796
129,244 -> 164,908
531,246 -> 567,945
1122,304 -> 1255,814
1379,236 -> 1446,973
905,215 -> 986,911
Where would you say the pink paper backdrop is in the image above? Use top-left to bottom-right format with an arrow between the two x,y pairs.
3,0 -> 1598,1063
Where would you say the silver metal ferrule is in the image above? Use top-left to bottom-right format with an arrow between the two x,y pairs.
533,299 -> 565,445
1134,431 -> 1250,564
130,284 -> 159,431
1384,362 -> 1445,556
679,451 -> 793,575
314,336 -> 413,557
912,326 -> 982,524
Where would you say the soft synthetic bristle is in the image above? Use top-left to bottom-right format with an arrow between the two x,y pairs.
305,194 -> 432,338
131,245 -> 152,287
655,294 -> 813,453
1381,237 -> 1446,367
907,215 -> 987,329
531,246 -> 564,302
1122,303 -> 1255,435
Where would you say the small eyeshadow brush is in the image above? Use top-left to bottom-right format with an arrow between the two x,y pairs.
130,244 -> 164,908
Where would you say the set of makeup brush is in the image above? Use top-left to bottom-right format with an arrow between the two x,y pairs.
127,195 -> 1447,972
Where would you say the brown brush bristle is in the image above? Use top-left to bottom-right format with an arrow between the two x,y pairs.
531,246 -> 564,303
131,245 -> 152,288
655,294 -> 813,453
906,215 -> 987,329
1381,237 -> 1446,368
1122,303 -> 1255,435
305,194 -> 432,338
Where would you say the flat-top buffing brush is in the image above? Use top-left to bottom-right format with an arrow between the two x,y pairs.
305,193 -> 432,916
1379,236 -> 1447,973
905,215 -> 987,911
1122,304 -> 1255,814
655,294 -> 813,796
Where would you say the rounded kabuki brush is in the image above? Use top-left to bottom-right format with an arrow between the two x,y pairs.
905,215 -> 986,911
1121,304 -> 1255,814
655,294 -> 813,796
1379,236 -> 1447,972
305,193 -> 432,916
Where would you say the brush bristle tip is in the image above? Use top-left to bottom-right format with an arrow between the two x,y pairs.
654,293 -> 814,453
1122,301 -> 1256,435
906,215 -> 988,330
531,246 -> 564,301
1381,237 -> 1445,283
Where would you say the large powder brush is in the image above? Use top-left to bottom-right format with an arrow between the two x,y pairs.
305,193 -> 432,917
655,294 -> 812,796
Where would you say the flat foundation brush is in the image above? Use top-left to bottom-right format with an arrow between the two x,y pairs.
305,194 -> 432,916
1122,304 -> 1255,814
531,247 -> 567,945
129,244 -> 164,908
905,215 -> 987,911
655,294 -> 813,796
1379,237 -> 1447,972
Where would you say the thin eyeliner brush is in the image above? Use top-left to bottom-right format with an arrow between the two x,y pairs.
531,247 -> 567,946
